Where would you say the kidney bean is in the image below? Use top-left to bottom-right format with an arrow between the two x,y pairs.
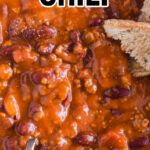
111,109 -> 122,116
74,132 -> 97,146
0,44 -> 32,60
0,112 -> 14,129
0,64 -> 13,80
37,25 -> 57,39
22,28 -> 37,40
20,71 -> 31,84
36,40 -> 55,55
70,30 -> 81,43
40,56 -> 50,67
83,49 -> 93,66
15,120 -> 36,136
0,45 -> 14,57
88,18 -> 103,27
104,86 -> 130,99
3,136 -> 21,150
129,136 -> 149,149
9,16 -> 26,37
22,25 -> 57,41
28,101 -> 44,121
4,95 -> 20,120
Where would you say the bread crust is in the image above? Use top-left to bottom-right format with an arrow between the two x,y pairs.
103,19 -> 150,72
139,0 -> 150,22
103,0 -> 150,77
104,19 -> 150,31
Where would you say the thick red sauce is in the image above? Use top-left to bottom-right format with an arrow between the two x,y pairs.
0,0 -> 150,149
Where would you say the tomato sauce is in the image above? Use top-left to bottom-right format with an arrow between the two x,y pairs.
0,0 -> 150,149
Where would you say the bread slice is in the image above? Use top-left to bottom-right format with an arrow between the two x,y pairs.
103,19 -> 150,73
132,0 -> 150,77
139,0 -> 150,22
129,58 -> 150,77
103,0 -> 150,77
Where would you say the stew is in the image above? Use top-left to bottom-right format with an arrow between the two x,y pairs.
0,0 -> 150,149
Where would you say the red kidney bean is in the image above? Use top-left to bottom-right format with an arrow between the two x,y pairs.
22,25 -> 57,40
129,136 -> 149,149
22,28 -> 37,40
37,25 -> 57,39
70,30 -> 81,43
74,132 -> 97,146
9,17 -> 26,37
68,42 -> 77,53
111,109 -> 122,116
3,136 -> 21,150
15,120 -> 36,136
88,18 -> 103,27
83,48 -> 93,66
20,71 -> 31,84
0,44 -> 32,59
36,40 -> 55,55
28,101 -> 44,121
104,86 -> 130,99
0,45 -> 14,57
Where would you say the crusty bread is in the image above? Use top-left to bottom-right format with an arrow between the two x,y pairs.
129,58 -> 150,77
103,0 -> 150,77
103,19 -> 150,72
139,0 -> 150,22
133,0 -> 150,77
